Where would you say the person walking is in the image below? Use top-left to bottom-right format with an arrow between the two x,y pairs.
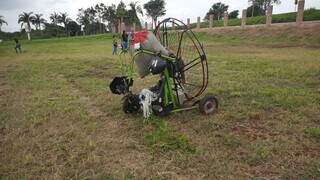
121,30 -> 128,51
112,35 -> 118,55
14,38 -> 22,54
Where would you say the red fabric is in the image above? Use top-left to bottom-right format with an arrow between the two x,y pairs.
132,31 -> 148,44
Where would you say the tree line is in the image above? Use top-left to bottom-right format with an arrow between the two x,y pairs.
0,0 -> 166,40
76,0 -> 166,35
0,0 -> 283,40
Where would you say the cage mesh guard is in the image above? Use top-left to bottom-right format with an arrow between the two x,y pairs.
154,18 -> 209,100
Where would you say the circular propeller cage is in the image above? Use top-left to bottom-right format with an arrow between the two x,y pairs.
154,18 -> 209,101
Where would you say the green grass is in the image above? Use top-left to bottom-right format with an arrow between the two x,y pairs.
0,27 -> 319,179
305,128 -> 320,139
145,118 -> 196,154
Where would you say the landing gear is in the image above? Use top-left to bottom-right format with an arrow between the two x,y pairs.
199,94 -> 218,115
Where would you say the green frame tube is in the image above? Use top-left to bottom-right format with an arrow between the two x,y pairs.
124,49 -> 178,109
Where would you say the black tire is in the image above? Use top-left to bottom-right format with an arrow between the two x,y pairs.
122,93 -> 140,114
199,94 -> 218,115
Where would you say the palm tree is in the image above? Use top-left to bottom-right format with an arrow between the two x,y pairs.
50,12 -> 61,36
18,12 -> 35,40
116,1 -> 126,31
58,12 -> 71,36
143,0 -> 166,29
32,13 -> 46,30
0,15 -> 8,31
204,2 -> 228,20
50,12 -> 60,25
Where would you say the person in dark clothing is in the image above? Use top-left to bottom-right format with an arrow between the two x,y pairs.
14,38 -> 22,54
121,30 -> 128,50
112,35 -> 118,55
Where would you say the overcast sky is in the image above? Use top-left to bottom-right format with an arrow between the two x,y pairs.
0,0 -> 319,32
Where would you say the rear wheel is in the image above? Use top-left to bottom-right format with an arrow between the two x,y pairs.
199,94 -> 218,115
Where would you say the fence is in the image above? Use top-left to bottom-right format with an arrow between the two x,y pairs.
187,0 -> 307,29
116,0 -> 314,32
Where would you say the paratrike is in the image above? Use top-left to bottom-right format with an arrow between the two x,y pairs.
110,18 -> 218,118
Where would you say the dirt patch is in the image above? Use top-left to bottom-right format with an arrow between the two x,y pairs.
302,147 -> 320,158
231,112 -> 279,141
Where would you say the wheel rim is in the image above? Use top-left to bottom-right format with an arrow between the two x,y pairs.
204,101 -> 215,114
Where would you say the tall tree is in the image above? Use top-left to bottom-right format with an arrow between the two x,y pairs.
95,3 -> 106,33
50,12 -> 61,36
249,0 -> 256,17
102,4 -> 117,32
18,12 -> 35,40
0,15 -> 8,32
50,12 -> 60,25
32,13 -> 46,30
249,0 -> 281,15
87,7 -> 97,23
246,4 -> 265,17
205,2 -> 229,20
77,8 -> 90,35
59,12 -> 71,36
66,21 -> 81,36
86,7 -> 97,34
143,0 -> 166,28
116,1 -> 127,28
128,2 -> 143,26
228,10 -> 239,19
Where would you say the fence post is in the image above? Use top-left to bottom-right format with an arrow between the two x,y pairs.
266,5 -> 273,26
172,21 -> 175,30
187,18 -> 190,28
145,22 -> 148,30
197,17 -> 201,29
241,9 -> 247,27
209,14 -> 214,28
296,0 -> 305,25
224,11 -> 228,27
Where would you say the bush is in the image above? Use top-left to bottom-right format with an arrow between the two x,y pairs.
304,8 -> 320,21
0,31 -> 25,41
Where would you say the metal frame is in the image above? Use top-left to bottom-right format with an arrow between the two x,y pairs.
127,49 -> 178,109
154,18 -> 209,102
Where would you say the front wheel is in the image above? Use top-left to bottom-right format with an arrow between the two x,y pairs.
122,93 -> 141,114
199,94 -> 218,115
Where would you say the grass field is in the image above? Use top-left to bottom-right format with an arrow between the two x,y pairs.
0,27 -> 320,179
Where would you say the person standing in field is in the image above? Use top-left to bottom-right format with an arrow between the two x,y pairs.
14,38 -> 22,54
122,30 -> 128,51
112,35 -> 118,55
